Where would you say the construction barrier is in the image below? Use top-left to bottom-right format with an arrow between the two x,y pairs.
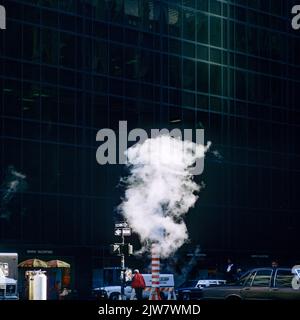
131,287 -> 177,300
149,243 -> 161,300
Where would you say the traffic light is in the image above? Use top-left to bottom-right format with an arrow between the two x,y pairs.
110,243 -> 133,255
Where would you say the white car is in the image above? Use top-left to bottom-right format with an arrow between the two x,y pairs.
95,274 -> 175,300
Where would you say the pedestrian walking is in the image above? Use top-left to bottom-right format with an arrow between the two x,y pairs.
131,269 -> 146,300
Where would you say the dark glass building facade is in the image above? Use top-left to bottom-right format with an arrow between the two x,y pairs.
1,0 -> 300,296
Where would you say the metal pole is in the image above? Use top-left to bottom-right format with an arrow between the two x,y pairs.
121,232 -> 125,300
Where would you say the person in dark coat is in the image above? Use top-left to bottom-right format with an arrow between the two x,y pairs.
131,269 -> 146,300
224,258 -> 237,283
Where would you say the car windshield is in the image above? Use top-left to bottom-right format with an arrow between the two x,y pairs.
179,280 -> 198,288
234,271 -> 251,286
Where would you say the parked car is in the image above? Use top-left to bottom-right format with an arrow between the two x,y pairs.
176,279 -> 226,300
200,267 -> 300,300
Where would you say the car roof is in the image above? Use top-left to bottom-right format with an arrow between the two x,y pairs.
250,267 -> 291,272
197,279 -> 226,282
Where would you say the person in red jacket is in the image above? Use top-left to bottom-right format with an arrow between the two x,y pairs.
131,269 -> 146,300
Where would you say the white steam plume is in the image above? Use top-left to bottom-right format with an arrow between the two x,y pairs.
119,135 -> 210,258
0,166 -> 27,220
